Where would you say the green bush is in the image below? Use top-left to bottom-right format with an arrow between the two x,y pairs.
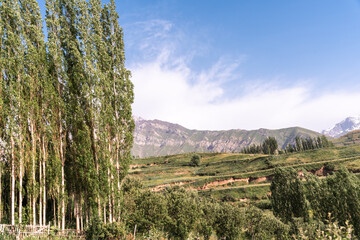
191,154 -> 201,166
163,187 -> 200,239
126,191 -> 168,234
85,218 -> 126,240
243,206 -> 290,239
294,215 -> 354,240
214,203 -> 245,240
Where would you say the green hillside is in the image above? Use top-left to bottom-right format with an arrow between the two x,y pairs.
129,144 -> 360,204
333,130 -> 360,146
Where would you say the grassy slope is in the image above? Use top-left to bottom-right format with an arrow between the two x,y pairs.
129,144 -> 360,203
333,130 -> 360,147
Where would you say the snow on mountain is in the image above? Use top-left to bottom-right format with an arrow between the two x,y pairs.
322,116 -> 360,138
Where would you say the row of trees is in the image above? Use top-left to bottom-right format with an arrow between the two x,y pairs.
284,136 -> 333,153
271,167 -> 360,237
0,0 -> 134,232
241,135 -> 332,155
241,136 -> 279,155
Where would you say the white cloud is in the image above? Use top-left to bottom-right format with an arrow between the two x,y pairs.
129,20 -> 360,132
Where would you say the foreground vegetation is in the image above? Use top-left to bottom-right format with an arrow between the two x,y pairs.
83,167 -> 360,239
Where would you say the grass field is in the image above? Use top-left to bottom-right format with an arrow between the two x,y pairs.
129,143 -> 360,204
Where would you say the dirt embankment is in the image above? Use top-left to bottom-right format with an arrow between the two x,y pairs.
199,178 -> 248,190
198,175 -> 273,190
151,180 -> 195,192
298,166 -> 333,178
130,163 -> 159,169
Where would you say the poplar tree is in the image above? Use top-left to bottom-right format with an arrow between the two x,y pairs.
0,0 -> 5,224
20,0 -> 49,225
108,0 -> 134,220
88,0 -> 107,220
1,0 -> 25,225
45,0 -> 68,229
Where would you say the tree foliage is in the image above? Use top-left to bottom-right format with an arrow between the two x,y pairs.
285,135 -> 333,153
241,136 -> 279,155
190,154 -> 201,166
271,166 -> 360,237
270,167 -> 308,223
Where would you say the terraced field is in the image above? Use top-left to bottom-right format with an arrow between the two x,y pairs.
129,144 -> 360,205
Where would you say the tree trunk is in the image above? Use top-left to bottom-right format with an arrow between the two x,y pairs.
116,134 -> 121,221
108,165 -> 112,224
103,203 -> 106,224
61,164 -> 65,230
0,163 -> 2,223
10,135 -> 15,225
80,199 -> 83,232
76,195 -> 80,234
60,122 -> 65,230
98,198 -> 101,219
19,161 -> 23,224
39,151 -> 43,226
31,122 -> 36,225
108,140 -> 113,223
42,137 -> 46,225
57,187 -> 61,229
53,197 -> 56,227
19,141 -> 23,224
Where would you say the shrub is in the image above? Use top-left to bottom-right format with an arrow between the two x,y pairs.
244,206 -> 290,239
85,218 -> 126,240
163,187 -> 200,239
126,191 -> 168,234
214,203 -> 245,240
191,154 -> 201,167
295,214 -> 354,240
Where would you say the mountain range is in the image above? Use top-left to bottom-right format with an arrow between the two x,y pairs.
132,117 -> 323,158
322,116 -> 360,138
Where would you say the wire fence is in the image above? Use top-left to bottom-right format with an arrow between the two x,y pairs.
0,224 -> 84,239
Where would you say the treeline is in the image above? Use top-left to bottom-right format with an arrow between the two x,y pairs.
284,135 -> 333,153
241,137 -> 278,155
0,0 -> 134,232
241,135 -> 332,155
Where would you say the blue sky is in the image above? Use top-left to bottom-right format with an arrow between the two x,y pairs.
37,0 -> 360,131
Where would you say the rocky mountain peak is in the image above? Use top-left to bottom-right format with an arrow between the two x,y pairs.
322,116 -> 360,138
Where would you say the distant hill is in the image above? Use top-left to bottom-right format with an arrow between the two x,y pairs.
332,130 -> 360,147
322,116 -> 360,138
132,117 -> 323,158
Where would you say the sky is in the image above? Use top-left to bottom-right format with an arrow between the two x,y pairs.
37,0 -> 360,132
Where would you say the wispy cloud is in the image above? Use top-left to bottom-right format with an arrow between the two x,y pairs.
129,19 -> 360,132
